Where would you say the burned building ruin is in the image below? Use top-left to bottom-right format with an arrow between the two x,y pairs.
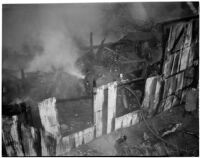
2,3 -> 199,157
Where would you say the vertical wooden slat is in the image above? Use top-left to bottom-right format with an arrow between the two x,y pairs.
38,98 -> 60,137
102,89 -> 108,135
21,125 -> 37,156
115,111 -> 139,130
107,82 -> 117,134
83,126 -> 94,144
188,47 -> 194,67
93,86 -> 105,137
2,116 -> 24,156
180,47 -> 190,71
74,131 -> 84,148
40,130 -> 48,156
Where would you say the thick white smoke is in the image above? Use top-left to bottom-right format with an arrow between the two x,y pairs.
3,4 -> 109,78
27,30 -> 84,78
3,3 -> 195,78
25,4 -> 106,78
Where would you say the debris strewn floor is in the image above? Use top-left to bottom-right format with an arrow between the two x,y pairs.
61,105 -> 198,156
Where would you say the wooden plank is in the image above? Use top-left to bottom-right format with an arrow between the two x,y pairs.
61,135 -> 71,153
40,130 -> 48,156
171,53 -> 180,75
95,111 -> 103,137
152,77 -> 162,114
142,77 -> 158,111
163,78 -> 170,99
83,126 -> 94,144
74,131 -> 84,148
163,55 -> 172,77
107,82 -> 117,134
176,72 -> 184,91
163,96 -> 174,111
184,22 -> 193,47
21,125 -> 37,156
115,111 -> 139,130
115,116 -> 123,130
180,47 -> 190,71
38,98 -> 60,137
188,46 -> 194,67
2,116 -> 24,156
93,86 -> 105,137
102,89 -> 108,135
56,135 -> 70,156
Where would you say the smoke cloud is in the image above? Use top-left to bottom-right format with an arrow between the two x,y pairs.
3,3 -> 195,78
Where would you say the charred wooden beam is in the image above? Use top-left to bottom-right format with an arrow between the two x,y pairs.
118,77 -> 145,87
96,38 -> 106,55
104,47 -> 129,61
120,59 -> 146,64
93,77 -> 145,92
57,96 -> 92,103
80,42 -> 113,51
186,2 -> 198,15
157,15 -> 199,27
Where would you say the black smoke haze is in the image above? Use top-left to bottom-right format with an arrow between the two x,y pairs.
3,2 -> 196,77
